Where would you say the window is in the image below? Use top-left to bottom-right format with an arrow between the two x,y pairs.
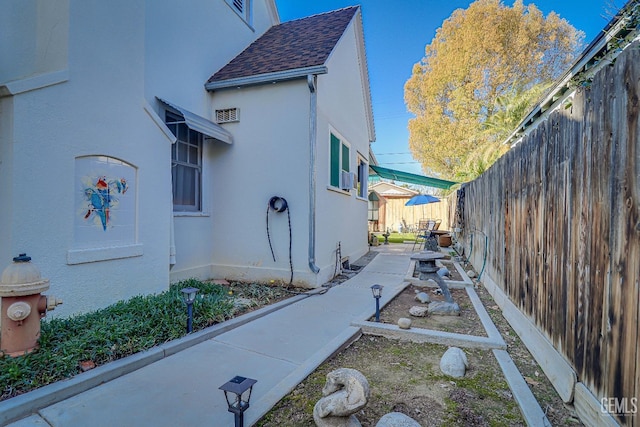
330,132 -> 350,189
357,155 -> 368,198
226,0 -> 251,24
166,111 -> 202,212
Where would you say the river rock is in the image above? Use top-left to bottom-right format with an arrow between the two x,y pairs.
414,291 -> 430,303
409,306 -> 429,317
375,412 -> 421,427
397,317 -> 412,329
466,269 -> 477,278
440,347 -> 468,378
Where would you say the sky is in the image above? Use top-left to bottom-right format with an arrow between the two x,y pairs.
275,0 -> 622,175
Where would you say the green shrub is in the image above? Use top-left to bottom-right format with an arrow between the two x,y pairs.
0,279 -> 286,401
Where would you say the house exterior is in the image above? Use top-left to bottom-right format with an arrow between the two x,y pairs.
0,0 -> 374,318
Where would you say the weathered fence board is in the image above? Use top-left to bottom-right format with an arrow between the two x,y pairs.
452,42 -> 640,425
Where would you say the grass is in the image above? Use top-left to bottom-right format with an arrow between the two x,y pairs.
0,278 -> 290,401
375,232 -> 417,243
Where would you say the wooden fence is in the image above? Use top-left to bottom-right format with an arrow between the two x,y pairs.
451,42 -> 639,424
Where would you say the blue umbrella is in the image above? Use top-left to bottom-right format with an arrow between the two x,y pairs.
405,194 -> 440,206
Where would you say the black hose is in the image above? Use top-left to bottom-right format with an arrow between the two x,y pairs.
266,196 -> 293,286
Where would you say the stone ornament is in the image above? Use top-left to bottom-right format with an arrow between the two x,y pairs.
313,368 -> 370,427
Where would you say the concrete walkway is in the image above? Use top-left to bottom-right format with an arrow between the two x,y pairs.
2,245 -> 413,427
2,243 -> 549,427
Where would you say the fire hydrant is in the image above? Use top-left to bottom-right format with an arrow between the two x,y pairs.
0,254 -> 62,357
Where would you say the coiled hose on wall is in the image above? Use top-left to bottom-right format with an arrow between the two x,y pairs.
266,196 -> 293,286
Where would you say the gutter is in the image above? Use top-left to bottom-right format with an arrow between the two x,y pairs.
205,65 -> 327,91
307,74 -> 320,274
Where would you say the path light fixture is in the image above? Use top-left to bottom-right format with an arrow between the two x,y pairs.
219,375 -> 257,427
180,287 -> 199,333
371,284 -> 383,322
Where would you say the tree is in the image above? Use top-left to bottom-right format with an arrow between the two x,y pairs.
404,0 -> 584,180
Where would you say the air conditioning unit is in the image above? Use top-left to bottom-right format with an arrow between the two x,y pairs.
341,171 -> 356,190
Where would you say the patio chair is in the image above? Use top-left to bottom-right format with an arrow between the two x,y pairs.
412,219 -> 436,251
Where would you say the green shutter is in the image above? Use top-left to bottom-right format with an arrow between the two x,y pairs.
330,134 -> 340,187
342,144 -> 349,172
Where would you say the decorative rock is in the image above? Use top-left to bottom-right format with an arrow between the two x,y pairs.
414,291 -> 430,303
428,301 -> 460,316
466,269 -> 477,278
313,368 -> 370,427
376,412 -> 422,427
408,306 -> 429,317
437,267 -> 450,278
397,317 -> 412,329
440,347 -> 468,378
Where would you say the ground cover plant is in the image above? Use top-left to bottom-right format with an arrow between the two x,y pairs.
0,279 -> 290,401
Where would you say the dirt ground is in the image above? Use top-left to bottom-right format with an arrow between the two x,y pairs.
377,284 -> 487,337
257,250 -> 584,426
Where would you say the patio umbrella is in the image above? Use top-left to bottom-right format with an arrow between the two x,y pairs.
405,194 -> 440,206
405,194 -> 440,226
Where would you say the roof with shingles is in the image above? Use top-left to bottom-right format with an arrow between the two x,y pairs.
207,6 -> 359,84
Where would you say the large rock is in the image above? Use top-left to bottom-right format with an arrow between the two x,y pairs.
397,318 -> 412,329
428,301 -> 460,316
409,305 -> 429,317
313,368 -> 370,427
376,412 -> 421,427
440,347 -> 468,378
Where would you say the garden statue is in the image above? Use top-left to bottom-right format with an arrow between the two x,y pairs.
313,368 -> 370,427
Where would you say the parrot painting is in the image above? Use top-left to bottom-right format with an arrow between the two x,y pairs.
83,176 -> 127,231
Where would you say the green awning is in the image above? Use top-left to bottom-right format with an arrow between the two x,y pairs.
369,165 -> 457,190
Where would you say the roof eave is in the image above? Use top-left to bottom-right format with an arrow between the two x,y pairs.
205,65 -> 328,91
352,8 -> 376,143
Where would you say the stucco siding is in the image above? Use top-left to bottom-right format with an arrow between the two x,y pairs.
170,80 -> 312,285
315,19 -> 371,277
1,1 -> 172,317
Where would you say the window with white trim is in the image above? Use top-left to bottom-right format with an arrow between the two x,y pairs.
330,132 -> 350,190
357,155 -> 368,198
226,0 -> 251,24
166,110 -> 202,212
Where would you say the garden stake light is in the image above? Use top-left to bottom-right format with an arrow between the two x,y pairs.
180,287 -> 198,333
219,375 -> 257,427
371,284 -> 382,322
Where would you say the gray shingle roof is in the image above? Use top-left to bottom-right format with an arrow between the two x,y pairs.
207,6 -> 359,86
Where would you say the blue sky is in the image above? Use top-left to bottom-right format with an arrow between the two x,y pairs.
275,0 -> 620,174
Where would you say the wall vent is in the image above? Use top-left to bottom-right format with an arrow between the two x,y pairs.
216,108 -> 239,123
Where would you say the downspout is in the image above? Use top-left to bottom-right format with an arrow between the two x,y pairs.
307,74 -> 320,274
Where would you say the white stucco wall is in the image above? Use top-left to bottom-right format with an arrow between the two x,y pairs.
170,80 -> 312,285
314,19 -> 372,278
170,15 -> 373,288
144,0 -> 280,285
0,1 -> 173,318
